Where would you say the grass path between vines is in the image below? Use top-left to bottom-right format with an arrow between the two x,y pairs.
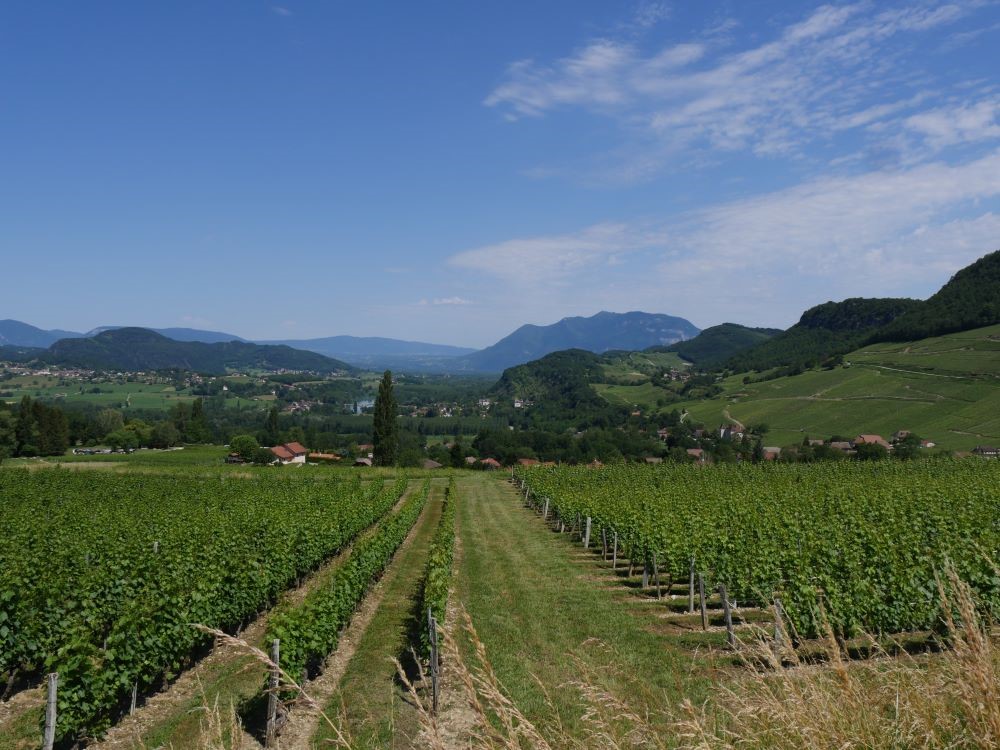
275,479 -> 445,750
449,474 -> 715,745
89,479 -> 425,750
308,479 -> 446,749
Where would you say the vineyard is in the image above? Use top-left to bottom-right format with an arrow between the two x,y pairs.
515,460 -> 1000,639
0,468 -> 407,745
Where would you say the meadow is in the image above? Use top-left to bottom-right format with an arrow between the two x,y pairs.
669,324 -> 1000,450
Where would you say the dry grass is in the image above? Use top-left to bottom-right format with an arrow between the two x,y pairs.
182,569 -> 1000,749
675,567 -> 1000,750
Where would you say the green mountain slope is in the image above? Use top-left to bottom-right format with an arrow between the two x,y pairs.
674,324 -> 1000,451
658,323 -> 783,367
44,328 -> 352,374
725,298 -> 921,373
873,249 -> 1000,342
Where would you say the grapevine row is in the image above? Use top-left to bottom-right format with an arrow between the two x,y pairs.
0,469 -> 406,743
516,460 -> 1000,639
266,478 -> 431,681
418,476 -> 458,656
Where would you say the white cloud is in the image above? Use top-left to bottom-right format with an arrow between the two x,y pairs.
448,222 -> 665,282
904,97 -> 1000,149
449,151 -> 1000,326
432,297 -> 472,306
271,6 -> 292,16
677,150 -> 1000,266
485,2 -> 996,172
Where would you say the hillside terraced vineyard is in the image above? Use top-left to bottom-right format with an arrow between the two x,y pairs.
0,469 -> 406,744
517,460 -> 1000,638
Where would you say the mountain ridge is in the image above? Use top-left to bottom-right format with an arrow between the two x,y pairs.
43,328 -> 353,374
457,311 -> 701,372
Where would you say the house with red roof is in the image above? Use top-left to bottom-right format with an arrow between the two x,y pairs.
853,434 -> 892,451
269,442 -> 307,465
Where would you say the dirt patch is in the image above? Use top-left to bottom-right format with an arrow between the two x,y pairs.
0,684 -> 45,734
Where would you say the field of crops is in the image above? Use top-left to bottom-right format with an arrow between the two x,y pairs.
516,460 -> 1000,639
0,468 -> 406,744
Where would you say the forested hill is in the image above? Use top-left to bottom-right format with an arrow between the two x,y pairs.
459,311 -> 700,372
724,298 -> 921,373
490,349 -> 627,428
658,323 -> 783,368
43,328 -> 353,374
872,249 -> 1000,343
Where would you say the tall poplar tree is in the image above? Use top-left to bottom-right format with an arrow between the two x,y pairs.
372,370 -> 398,466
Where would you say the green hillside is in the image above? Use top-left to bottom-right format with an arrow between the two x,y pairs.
658,323 -> 783,367
725,297 -> 921,373
671,324 -> 1000,451
873,249 -> 1000,342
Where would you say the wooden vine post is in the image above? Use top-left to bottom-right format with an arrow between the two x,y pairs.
698,573 -> 708,631
653,552 -> 661,600
583,516 -> 592,548
265,638 -> 281,747
428,607 -> 440,713
773,596 -> 787,649
43,672 -> 58,750
612,531 -> 618,569
719,584 -> 735,647
688,557 -> 696,614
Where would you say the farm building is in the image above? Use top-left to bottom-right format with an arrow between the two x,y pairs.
269,442 -> 307,465
718,423 -> 746,440
308,452 -> 341,463
853,434 -> 892,451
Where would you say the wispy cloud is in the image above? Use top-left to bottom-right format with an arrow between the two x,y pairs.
449,222 -> 665,282
486,2 -> 997,175
903,96 -> 1000,149
449,150 -> 1000,326
271,6 -> 292,17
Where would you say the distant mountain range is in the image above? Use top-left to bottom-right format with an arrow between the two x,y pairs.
0,311 -> 702,373
455,311 -> 700,372
0,319 -> 84,349
42,328 -> 352,374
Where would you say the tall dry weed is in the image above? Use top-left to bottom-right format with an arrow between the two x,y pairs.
185,571 -> 1000,749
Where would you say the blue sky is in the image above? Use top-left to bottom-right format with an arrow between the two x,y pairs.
2,1 -> 999,347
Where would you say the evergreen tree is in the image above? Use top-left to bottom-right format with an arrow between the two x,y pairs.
372,370 -> 398,466
187,398 -> 209,443
449,440 -> 465,468
15,395 -> 38,456
265,406 -> 280,446
0,409 -> 15,464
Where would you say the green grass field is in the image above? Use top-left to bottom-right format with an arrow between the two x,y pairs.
0,374 -> 198,409
671,324 -> 1000,450
593,381 -> 670,409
